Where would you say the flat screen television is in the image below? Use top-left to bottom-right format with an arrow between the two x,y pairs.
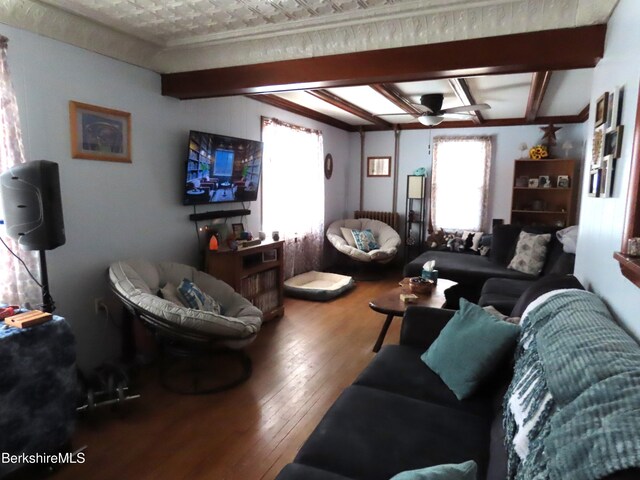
183,130 -> 263,205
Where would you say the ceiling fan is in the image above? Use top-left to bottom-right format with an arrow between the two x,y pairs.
381,93 -> 491,126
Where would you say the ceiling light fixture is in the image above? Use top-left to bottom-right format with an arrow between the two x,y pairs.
418,114 -> 444,126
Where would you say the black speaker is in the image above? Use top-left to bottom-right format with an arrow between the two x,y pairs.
0,160 -> 65,251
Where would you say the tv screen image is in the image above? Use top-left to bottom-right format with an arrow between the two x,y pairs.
184,130 -> 263,205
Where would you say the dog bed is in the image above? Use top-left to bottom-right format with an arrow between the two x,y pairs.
284,271 -> 355,301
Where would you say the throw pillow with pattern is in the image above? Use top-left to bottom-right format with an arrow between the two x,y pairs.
177,278 -> 222,315
351,229 -> 379,252
507,231 -> 551,275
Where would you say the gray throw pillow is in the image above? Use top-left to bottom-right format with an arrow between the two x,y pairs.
507,231 -> 551,275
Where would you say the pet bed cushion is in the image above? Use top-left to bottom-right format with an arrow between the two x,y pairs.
284,271 -> 355,301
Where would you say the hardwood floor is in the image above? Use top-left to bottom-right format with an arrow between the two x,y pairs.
53,273 -> 403,480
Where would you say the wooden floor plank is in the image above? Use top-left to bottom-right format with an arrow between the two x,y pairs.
51,273 -> 404,480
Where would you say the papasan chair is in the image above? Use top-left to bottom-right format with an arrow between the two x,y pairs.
109,259 -> 262,394
327,218 -> 401,264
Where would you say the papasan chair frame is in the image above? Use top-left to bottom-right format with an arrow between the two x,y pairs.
109,259 -> 263,395
326,218 -> 402,266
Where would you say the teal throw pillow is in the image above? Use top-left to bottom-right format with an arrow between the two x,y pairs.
421,298 -> 520,400
351,228 -> 379,252
177,278 -> 222,315
390,460 -> 477,480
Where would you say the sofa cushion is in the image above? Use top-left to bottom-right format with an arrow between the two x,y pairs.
478,278 -> 534,315
295,385 -> 491,480
403,250 -> 535,283
390,460 -> 477,480
510,274 -> 584,317
422,299 -> 520,400
353,345 -> 493,416
351,228 -> 379,252
489,224 -> 522,265
507,232 -> 551,275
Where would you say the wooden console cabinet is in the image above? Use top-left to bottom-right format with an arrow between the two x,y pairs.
205,240 -> 284,321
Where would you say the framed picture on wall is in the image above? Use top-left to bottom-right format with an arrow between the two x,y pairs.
69,101 -> 131,163
594,93 -> 609,128
367,156 -> 391,177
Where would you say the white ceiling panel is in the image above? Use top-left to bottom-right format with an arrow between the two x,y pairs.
378,114 -> 419,124
274,91 -> 372,125
465,73 -> 532,119
326,86 -> 405,116
539,69 -> 593,117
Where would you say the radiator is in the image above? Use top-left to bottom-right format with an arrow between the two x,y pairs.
354,210 -> 399,231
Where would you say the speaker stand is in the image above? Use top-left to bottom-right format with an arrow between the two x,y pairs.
39,250 -> 55,313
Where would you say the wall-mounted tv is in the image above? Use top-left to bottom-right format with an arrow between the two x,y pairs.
183,130 -> 263,205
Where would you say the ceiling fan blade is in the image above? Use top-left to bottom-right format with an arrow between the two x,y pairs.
441,103 -> 491,114
441,112 -> 474,118
410,103 -> 434,114
375,112 -> 419,117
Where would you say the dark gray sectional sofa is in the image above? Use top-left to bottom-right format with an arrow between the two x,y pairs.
276,276 -> 640,480
403,224 -> 575,312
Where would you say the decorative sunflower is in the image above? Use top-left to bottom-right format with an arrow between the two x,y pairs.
529,145 -> 549,160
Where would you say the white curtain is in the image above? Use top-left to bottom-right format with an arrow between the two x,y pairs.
431,136 -> 492,232
0,36 -> 41,306
261,117 -> 324,278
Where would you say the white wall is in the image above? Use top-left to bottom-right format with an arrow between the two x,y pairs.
574,0 -> 640,338
348,124 -> 585,231
2,24 -> 349,369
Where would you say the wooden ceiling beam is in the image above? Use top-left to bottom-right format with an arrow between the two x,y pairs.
578,103 -> 590,122
306,89 -> 392,128
162,25 -> 606,99
370,84 -> 422,115
246,94 -> 357,131
525,71 -> 552,122
448,78 -> 484,124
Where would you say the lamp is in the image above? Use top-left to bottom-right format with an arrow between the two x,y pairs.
418,114 -> 444,127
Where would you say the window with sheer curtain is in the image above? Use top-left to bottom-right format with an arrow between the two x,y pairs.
261,117 -> 324,278
430,136 -> 492,232
0,36 -> 41,306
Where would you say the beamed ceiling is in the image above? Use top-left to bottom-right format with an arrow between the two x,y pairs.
0,1 -> 618,131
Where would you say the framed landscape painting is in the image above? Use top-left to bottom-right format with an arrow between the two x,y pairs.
69,101 -> 131,163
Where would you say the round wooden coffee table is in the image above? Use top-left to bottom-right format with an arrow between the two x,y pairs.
369,278 -> 456,352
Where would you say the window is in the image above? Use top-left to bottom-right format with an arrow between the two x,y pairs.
261,117 -> 324,277
430,136 -> 492,231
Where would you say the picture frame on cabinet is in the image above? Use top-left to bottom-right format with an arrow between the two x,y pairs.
557,175 -> 570,188
538,175 -> 551,188
528,178 -> 539,188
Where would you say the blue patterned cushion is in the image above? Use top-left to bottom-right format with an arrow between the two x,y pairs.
351,229 -> 379,252
177,278 -> 222,314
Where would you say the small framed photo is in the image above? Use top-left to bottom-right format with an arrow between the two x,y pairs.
601,155 -> 614,197
538,175 -> 551,188
367,156 -> 391,177
515,176 -> 529,187
69,101 -> 131,163
557,175 -> 570,188
588,169 -> 602,197
528,178 -> 539,188
592,126 -> 605,168
231,223 -> 244,238
594,92 -> 609,128
604,125 -> 624,159
611,86 -> 624,128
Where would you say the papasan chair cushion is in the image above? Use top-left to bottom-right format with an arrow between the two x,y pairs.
326,218 -> 401,264
109,259 -> 262,347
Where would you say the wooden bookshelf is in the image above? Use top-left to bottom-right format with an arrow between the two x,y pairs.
205,240 -> 284,321
510,158 -> 580,227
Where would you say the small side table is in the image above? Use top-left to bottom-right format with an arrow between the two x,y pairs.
368,278 -> 456,352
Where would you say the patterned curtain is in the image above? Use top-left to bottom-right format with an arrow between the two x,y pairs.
261,117 -> 324,279
0,36 -> 41,306
430,136 -> 492,232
